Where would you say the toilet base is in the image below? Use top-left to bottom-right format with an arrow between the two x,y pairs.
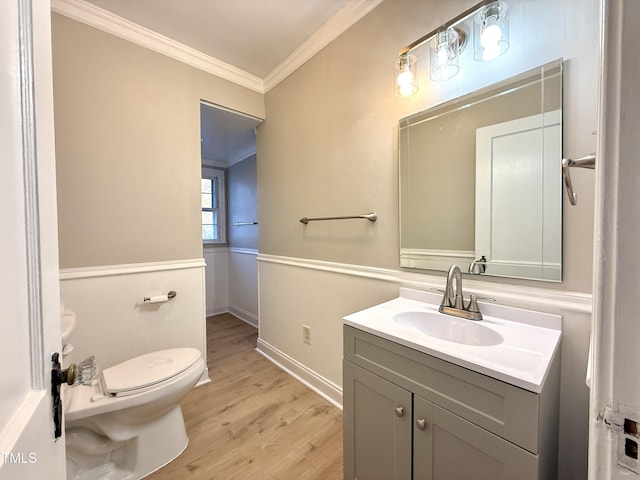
66,405 -> 189,480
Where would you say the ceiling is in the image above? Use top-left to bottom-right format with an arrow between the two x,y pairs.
200,103 -> 262,167
81,0 -> 353,78
73,0 -> 370,166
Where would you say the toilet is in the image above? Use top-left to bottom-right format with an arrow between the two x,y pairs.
61,300 -> 205,479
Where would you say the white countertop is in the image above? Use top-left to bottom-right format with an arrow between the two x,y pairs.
343,288 -> 562,393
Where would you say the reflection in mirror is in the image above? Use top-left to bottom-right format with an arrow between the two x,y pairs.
399,60 -> 562,281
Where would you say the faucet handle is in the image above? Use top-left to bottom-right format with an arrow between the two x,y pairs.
467,294 -> 480,313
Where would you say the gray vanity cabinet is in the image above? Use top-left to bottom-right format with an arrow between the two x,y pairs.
343,360 -> 412,479
343,325 -> 560,480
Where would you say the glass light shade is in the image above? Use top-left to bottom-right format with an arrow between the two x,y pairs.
429,28 -> 462,82
394,53 -> 418,98
473,1 -> 509,61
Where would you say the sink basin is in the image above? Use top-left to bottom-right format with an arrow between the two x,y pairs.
343,287 -> 562,392
393,311 -> 504,346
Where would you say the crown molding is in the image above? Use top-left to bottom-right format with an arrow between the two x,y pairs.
52,0 -> 384,95
51,0 -> 264,93
263,0 -> 385,92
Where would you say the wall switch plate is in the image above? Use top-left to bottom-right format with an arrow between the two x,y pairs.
303,325 -> 311,345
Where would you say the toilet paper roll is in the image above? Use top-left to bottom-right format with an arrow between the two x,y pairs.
145,295 -> 169,304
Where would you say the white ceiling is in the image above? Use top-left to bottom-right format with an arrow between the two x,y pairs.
81,0 -> 353,78
200,103 -> 262,167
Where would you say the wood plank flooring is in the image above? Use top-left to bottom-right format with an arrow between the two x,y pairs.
146,313 -> 343,480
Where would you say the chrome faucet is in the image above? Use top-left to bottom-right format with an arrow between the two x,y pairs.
439,265 -> 484,321
468,255 -> 487,274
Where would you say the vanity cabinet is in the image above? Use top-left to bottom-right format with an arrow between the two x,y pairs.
343,325 -> 559,480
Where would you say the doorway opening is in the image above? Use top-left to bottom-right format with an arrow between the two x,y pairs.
200,101 -> 262,327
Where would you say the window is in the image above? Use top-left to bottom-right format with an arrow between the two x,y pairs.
201,168 -> 226,243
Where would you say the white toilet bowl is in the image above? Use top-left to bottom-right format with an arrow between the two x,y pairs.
64,347 -> 205,480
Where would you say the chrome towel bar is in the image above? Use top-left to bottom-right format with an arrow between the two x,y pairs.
231,221 -> 258,227
299,213 -> 377,224
562,154 -> 596,206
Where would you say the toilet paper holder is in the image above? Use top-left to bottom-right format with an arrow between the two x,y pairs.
143,290 -> 177,304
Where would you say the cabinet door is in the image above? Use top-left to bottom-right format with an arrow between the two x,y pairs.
343,360 -> 412,480
413,395 -> 538,480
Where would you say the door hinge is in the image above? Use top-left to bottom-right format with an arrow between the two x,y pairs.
597,405 -> 624,433
597,405 -> 640,474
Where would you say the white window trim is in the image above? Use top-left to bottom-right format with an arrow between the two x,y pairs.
202,166 -> 226,245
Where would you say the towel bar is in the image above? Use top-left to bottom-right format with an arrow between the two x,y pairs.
299,213 -> 377,224
562,155 -> 595,206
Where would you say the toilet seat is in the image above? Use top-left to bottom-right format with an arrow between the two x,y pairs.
101,348 -> 201,397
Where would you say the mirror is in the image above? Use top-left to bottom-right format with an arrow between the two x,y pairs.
399,60 -> 563,281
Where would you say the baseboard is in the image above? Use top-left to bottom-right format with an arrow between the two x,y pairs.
256,338 -> 343,410
206,306 -> 229,318
229,305 -> 258,328
206,305 -> 258,328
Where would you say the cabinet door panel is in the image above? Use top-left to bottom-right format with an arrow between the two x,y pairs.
413,395 -> 538,480
343,360 -> 412,480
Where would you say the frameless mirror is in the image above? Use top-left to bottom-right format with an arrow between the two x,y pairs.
399,59 -> 563,281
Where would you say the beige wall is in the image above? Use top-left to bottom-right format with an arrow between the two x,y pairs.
258,0 -> 598,293
257,2 -> 598,477
52,13 -> 264,268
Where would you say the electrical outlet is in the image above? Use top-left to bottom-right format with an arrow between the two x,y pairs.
303,325 -> 311,345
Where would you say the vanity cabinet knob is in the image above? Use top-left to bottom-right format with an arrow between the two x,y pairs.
394,406 -> 404,417
416,418 -> 428,430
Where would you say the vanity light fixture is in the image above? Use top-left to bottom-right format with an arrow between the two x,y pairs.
473,1 -> 510,61
394,0 -> 511,96
394,52 -> 418,98
430,28 -> 466,81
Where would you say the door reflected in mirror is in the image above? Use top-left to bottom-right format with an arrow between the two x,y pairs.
399,59 -> 562,281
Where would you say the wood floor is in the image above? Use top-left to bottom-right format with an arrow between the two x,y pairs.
146,313 -> 343,480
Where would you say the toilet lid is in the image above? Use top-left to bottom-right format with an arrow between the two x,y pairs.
102,348 -> 201,395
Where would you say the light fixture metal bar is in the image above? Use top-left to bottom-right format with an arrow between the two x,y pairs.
398,0 -> 496,56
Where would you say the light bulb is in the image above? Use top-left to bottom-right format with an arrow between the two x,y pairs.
396,69 -> 415,98
474,2 -> 509,62
436,46 -> 450,67
394,53 -> 418,97
397,69 -> 414,88
482,44 -> 501,61
398,83 -> 415,98
481,22 -> 502,48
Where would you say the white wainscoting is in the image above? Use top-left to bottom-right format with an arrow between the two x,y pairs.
228,248 -> 259,327
257,253 -> 593,479
59,259 -> 209,383
203,246 -> 229,317
203,246 -> 258,327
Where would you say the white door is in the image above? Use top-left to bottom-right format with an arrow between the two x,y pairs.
475,111 -> 562,281
0,1 -> 66,479
590,0 -> 640,478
